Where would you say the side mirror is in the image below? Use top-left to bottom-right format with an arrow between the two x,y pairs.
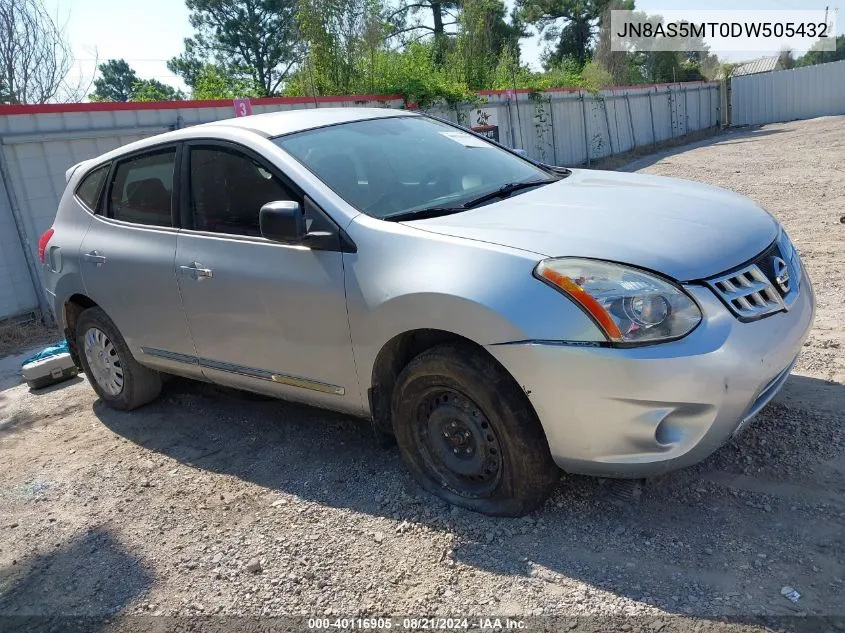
260,200 -> 305,243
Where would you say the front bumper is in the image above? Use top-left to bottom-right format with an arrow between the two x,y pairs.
487,268 -> 815,477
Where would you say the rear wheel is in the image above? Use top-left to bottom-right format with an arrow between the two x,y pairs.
391,343 -> 560,516
76,307 -> 161,410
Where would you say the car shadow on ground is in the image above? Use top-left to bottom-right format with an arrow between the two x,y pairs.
619,127 -> 789,173
0,527 -> 153,631
92,374 -> 844,619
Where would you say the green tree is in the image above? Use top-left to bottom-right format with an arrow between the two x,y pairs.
491,45 -> 533,88
90,59 -> 139,102
191,63 -> 259,98
360,0 -> 391,92
456,0 -> 520,89
778,48 -> 796,70
490,46 -> 583,90
542,18 -> 592,67
682,51 -> 719,80
797,35 -> 845,66
167,39 -> 206,89
677,24 -> 720,79
580,58 -> 612,87
130,79 -> 186,102
633,50 -> 682,82
168,0 -> 301,97
297,0 -> 382,95
621,11 -> 716,84
386,0 -> 461,66
517,0 -> 628,68
592,0 -> 634,84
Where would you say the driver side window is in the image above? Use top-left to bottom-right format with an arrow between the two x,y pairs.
189,146 -> 295,237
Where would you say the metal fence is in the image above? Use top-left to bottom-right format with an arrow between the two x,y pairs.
730,59 -> 845,126
429,82 -> 720,167
0,82 -> 720,321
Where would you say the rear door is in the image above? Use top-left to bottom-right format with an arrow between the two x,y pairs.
79,144 -> 201,377
174,141 -> 361,413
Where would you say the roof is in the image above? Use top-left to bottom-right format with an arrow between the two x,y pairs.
62,107 -> 419,180
732,56 -> 781,77
202,107 -> 415,137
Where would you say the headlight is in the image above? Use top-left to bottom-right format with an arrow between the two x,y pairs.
777,228 -> 802,288
534,258 -> 702,345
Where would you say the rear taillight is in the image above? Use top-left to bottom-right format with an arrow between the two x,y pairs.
38,227 -> 54,263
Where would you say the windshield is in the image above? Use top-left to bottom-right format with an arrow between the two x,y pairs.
273,116 -> 553,219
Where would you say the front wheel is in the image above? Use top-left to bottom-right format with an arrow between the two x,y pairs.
391,344 -> 560,516
76,307 -> 162,410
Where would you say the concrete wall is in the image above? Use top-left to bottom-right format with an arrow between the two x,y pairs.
0,84 -> 720,320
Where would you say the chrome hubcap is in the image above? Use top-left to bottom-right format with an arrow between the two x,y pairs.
83,327 -> 124,396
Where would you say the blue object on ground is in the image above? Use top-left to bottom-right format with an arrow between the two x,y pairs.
22,340 -> 70,367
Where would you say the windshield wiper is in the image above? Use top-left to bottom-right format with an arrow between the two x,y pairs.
382,206 -> 467,222
382,178 -> 558,222
460,178 -> 557,209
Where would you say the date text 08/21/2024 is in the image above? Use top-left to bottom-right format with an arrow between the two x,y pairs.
308,617 -> 528,630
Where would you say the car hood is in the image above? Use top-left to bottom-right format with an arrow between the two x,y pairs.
406,168 -> 779,281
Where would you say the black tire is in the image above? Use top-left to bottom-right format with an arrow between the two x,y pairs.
75,307 -> 162,411
391,343 -> 560,516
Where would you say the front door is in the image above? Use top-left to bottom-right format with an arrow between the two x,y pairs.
79,145 -> 201,378
175,142 -> 361,413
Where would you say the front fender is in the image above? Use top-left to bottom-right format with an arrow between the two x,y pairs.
343,215 -> 604,407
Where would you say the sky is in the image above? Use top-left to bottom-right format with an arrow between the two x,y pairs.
43,0 -> 842,96
44,0 -> 193,92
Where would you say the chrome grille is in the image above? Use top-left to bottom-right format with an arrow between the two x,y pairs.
707,263 -> 785,319
706,231 -> 802,321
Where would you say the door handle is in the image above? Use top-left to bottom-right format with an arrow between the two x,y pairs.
179,262 -> 213,280
82,250 -> 106,266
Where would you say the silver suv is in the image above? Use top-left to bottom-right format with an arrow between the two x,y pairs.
40,108 -> 814,516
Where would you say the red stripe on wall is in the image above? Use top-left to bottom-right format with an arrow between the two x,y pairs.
0,94 -> 405,116
0,81 -> 716,116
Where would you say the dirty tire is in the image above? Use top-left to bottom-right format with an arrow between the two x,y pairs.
76,307 -> 161,411
392,343 -> 559,517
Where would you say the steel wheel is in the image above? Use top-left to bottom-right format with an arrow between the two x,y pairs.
83,326 -> 124,397
413,388 -> 503,498
392,343 -> 560,516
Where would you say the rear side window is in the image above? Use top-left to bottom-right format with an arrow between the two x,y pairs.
75,165 -> 109,212
108,149 -> 176,226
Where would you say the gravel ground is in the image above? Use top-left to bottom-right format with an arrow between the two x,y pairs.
0,116 -> 843,631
